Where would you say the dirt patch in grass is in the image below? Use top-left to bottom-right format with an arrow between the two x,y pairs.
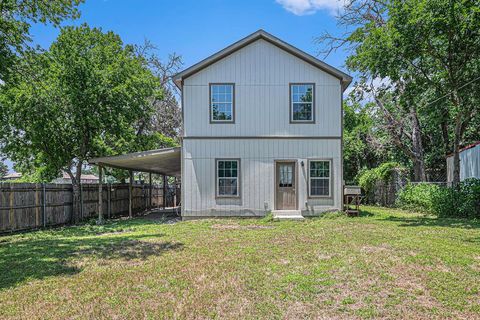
211,224 -> 275,230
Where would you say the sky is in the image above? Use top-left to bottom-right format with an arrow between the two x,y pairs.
5,0 -> 350,172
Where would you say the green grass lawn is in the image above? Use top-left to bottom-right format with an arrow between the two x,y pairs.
0,207 -> 479,319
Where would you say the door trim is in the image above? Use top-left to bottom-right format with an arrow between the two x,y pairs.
274,160 -> 298,210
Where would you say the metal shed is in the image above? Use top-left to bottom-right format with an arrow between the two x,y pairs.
447,142 -> 480,183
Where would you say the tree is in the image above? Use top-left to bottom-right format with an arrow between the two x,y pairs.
366,81 -> 428,181
318,0 -> 480,184
379,0 -> 480,185
0,161 -> 8,178
0,24 -> 159,221
344,99 -> 382,182
0,0 -> 83,82
134,41 -> 183,139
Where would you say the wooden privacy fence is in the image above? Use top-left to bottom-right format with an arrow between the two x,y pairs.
0,182 -> 180,233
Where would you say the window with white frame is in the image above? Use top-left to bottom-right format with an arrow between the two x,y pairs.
309,160 -> 331,196
210,84 -> 234,122
291,84 -> 314,122
216,159 -> 240,197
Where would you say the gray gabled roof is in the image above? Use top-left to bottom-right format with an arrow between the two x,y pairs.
173,29 -> 352,91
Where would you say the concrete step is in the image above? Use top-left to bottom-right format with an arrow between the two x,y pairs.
272,210 -> 304,221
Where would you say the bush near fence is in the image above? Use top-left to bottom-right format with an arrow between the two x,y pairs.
396,183 -> 440,213
357,162 -> 407,207
0,183 -> 180,233
396,178 -> 480,219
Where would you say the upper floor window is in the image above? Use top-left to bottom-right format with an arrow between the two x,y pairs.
290,83 -> 314,123
210,83 -> 234,123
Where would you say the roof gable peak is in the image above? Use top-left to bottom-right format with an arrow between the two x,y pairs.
173,30 -> 352,91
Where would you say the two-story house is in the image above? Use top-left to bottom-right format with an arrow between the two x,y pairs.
173,30 -> 352,219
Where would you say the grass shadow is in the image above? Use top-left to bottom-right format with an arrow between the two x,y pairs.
382,215 -> 480,229
464,237 -> 480,244
0,219 -> 183,290
360,207 -> 480,229
358,210 -> 375,217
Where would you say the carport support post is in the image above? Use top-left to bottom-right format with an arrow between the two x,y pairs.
149,172 -> 152,209
173,177 -> 177,207
97,165 -> 104,224
129,170 -> 133,218
163,175 -> 167,209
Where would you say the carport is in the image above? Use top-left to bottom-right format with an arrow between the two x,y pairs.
89,147 -> 181,222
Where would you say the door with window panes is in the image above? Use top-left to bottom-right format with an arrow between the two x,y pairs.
275,161 -> 296,210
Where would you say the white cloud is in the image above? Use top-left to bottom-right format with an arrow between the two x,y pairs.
276,0 -> 343,15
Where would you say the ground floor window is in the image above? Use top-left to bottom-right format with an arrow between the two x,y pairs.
216,159 -> 240,197
309,160 -> 331,197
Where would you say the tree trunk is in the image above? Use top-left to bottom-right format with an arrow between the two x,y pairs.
65,168 -> 80,224
413,158 -> 426,182
98,165 -> 104,224
450,91 -> 467,186
411,110 -> 427,182
441,120 -> 450,157
73,162 -> 83,223
452,126 -> 462,186
72,182 -> 81,223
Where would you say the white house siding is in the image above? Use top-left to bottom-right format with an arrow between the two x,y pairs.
182,39 -> 342,138
182,138 -> 342,218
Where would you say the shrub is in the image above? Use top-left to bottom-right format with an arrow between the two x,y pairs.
432,178 -> 480,219
397,178 -> 480,219
396,183 -> 439,213
357,162 -> 406,205
459,178 -> 480,218
358,162 -> 404,192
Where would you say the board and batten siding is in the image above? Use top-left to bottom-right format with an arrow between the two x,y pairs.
180,37 -> 344,217
182,139 -> 342,218
182,39 -> 342,138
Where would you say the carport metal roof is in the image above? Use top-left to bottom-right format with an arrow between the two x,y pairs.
89,147 -> 181,177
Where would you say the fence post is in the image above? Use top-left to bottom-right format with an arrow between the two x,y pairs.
79,183 -> 84,222
142,182 -> 145,211
98,165 -> 103,224
35,184 -> 40,227
107,183 -> 111,219
9,184 -> 14,231
163,175 -> 167,209
42,183 -> 46,227
173,177 -> 177,208
129,170 -> 133,218
149,173 -> 152,209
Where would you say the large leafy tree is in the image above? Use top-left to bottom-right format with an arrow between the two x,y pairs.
388,0 -> 480,185
0,0 -> 83,82
319,0 -> 480,184
97,41 -> 183,183
0,24 -> 159,219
